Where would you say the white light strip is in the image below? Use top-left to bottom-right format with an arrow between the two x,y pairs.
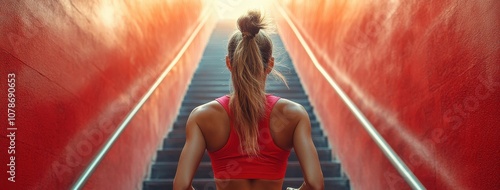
71,6 -> 213,190
274,2 -> 425,190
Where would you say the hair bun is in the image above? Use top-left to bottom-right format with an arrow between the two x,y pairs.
237,10 -> 266,38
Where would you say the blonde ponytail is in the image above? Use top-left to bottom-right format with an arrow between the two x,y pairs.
227,10 -> 286,156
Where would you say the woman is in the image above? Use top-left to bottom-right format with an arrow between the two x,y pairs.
173,10 -> 324,190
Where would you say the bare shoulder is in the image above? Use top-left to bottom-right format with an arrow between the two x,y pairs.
188,100 -> 229,148
274,98 -> 309,123
189,101 -> 225,122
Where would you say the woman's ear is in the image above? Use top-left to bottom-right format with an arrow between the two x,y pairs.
266,57 -> 275,74
226,55 -> 232,72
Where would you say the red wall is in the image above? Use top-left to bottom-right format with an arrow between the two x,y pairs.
0,0 -> 216,189
273,0 -> 499,189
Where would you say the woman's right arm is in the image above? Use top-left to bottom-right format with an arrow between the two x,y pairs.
173,107 -> 207,190
291,104 -> 324,190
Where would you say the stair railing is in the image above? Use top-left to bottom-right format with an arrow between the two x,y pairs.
274,2 -> 426,190
70,5 -> 214,190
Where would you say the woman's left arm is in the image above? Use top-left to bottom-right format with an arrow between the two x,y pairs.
173,107 -> 207,190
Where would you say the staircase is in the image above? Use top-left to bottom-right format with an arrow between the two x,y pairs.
143,22 -> 350,190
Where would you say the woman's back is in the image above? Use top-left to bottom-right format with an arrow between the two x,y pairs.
190,96 -> 316,190
197,96 -> 297,154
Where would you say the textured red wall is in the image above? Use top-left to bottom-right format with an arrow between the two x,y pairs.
273,0 -> 499,189
0,0 -> 216,189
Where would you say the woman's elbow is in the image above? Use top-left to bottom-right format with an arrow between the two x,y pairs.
173,177 -> 192,190
305,178 -> 324,190
312,182 -> 324,190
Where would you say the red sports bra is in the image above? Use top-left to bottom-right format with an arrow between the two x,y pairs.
208,94 -> 291,180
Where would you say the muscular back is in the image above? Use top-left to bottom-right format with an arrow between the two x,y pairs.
199,98 -> 297,153
173,98 -> 324,190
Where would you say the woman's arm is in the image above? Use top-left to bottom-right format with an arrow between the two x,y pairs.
173,107 -> 207,190
292,105 -> 324,190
